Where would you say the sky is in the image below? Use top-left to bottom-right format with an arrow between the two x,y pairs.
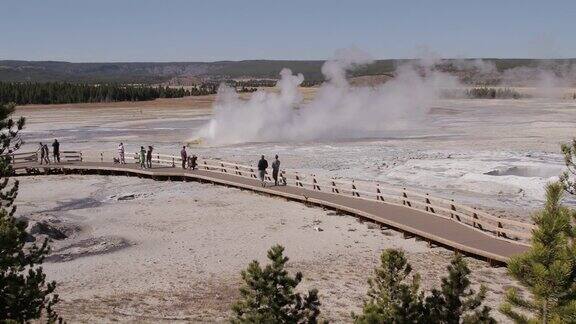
1,0 -> 575,62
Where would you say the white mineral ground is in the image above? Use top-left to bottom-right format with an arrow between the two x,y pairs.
14,89 -> 576,323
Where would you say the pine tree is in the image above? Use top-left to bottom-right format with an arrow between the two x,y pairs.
424,254 -> 496,324
356,249 -> 495,323
500,183 -> 576,323
354,249 -> 425,323
0,102 -> 62,322
231,245 -> 322,323
560,138 -> 576,195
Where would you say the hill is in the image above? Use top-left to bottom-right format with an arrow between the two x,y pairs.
1,59 -> 575,85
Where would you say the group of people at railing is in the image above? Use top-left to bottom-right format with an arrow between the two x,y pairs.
115,141 -> 282,187
138,145 -> 153,169
116,142 -> 199,171
180,146 -> 198,170
37,139 -> 60,164
258,154 -> 282,187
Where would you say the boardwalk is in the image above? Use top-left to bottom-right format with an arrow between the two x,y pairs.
12,156 -> 531,265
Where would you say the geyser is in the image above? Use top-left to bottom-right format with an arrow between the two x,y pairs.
196,49 -> 459,145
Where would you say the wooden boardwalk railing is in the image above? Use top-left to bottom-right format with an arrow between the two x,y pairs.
9,149 -> 534,264
142,153 -> 535,242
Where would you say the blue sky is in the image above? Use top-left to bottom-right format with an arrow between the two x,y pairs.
1,0 -> 574,62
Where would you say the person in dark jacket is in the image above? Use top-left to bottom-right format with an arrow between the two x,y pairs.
180,146 -> 187,169
52,139 -> 60,163
146,146 -> 153,168
271,155 -> 281,186
257,155 -> 268,187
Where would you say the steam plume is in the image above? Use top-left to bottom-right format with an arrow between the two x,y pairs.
197,49 -> 459,145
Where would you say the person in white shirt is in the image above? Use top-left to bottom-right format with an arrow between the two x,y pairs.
118,142 -> 125,164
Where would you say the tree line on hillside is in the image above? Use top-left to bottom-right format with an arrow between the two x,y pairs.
0,79 -> 328,106
0,82 -> 192,105
189,83 -> 218,96
226,79 -> 277,88
442,87 -> 524,99
224,79 -> 323,88
465,87 -> 523,99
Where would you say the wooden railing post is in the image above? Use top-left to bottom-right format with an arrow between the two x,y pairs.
376,184 -> 384,201
352,181 -> 360,197
313,176 -> 320,191
221,163 -> 226,173
402,188 -> 411,207
472,208 -> 482,229
250,168 -> 256,178
331,180 -> 339,193
497,220 -> 507,238
425,194 -> 435,213
80,152 -> 83,162
295,175 -> 303,187
100,152 -> 103,162
450,200 -> 460,221
172,157 -> 175,167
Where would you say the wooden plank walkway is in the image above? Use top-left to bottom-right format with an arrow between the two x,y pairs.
13,161 -> 530,264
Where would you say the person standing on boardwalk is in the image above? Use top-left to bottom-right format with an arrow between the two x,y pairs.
180,146 -> 187,169
52,139 -> 60,163
42,144 -> 50,164
38,142 -> 45,164
146,146 -> 153,169
139,146 -> 146,169
118,142 -> 125,164
271,155 -> 281,186
257,155 -> 268,187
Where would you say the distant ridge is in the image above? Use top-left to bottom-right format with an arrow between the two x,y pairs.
0,59 -> 575,84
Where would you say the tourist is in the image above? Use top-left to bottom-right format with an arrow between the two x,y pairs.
257,155 -> 268,187
42,144 -> 50,164
139,146 -> 146,169
118,142 -> 125,164
38,142 -> 45,164
180,146 -> 187,169
189,155 -> 198,170
52,139 -> 60,163
146,146 -> 153,168
272,154 -> 280,186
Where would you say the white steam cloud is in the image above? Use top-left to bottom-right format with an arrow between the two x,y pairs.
196,49 -> 459,145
